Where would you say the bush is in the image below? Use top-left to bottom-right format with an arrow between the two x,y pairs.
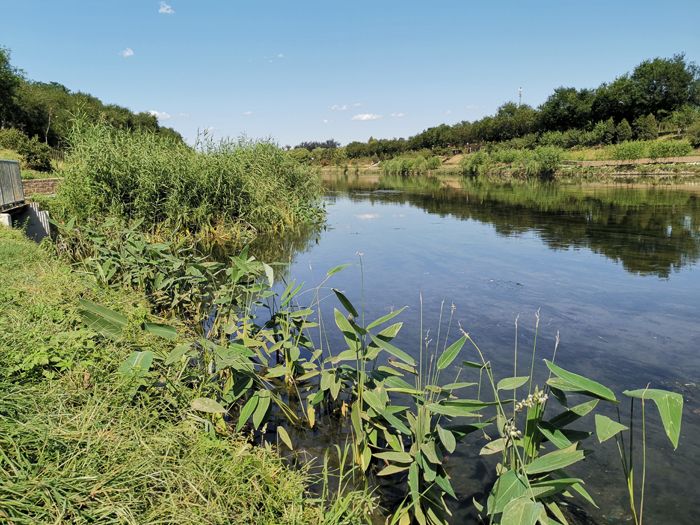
687,119 -> 700,148
19,136 -> 53,171
460,150 -> 491,176
616,119 -> 633,143
533,146 -> 562,176
611,141 -> 647,160
0,127 -> 28,151
634,114 -> 658,140
647,139 -> 693,159
57,121 -> 322,235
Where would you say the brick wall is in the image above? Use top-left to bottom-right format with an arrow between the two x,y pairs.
22,178 -> 62,196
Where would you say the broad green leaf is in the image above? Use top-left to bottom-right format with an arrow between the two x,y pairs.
549,399 -> 600,428
374,451 -> 412,463
624,388 -> 683,449
377,464 -> 410,476
488,470 -> 529,515
143,322 -> 177,340
437,424 -> 456,453
191,397 -> 226,413
545,360 -> 616,402
523,444 -> 584,475
420,441 -> 441,464
501,497 -> 545,525
165,343 -> 190,365
79,299 -> 127,340
369,333 -> 416,366
332,288 -> 359,318
237,394 -> 259,431
382,408 -> 411,435
277,426 -> 293,450
497,376 -> 530,391
480,437 -> 506,456
436,336 -> 466,370
435,472 -> 457,499
594,414 -> 628,443
252,391 -> 271,429
363,390 -> 386,413
118,350 -> 154,378
367,307 -> 407,330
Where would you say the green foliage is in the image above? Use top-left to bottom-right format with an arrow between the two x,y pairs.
608,139 -> 693,160
616,118 -> 634,142
0,127 -> 53,172
634,113 -> 659,140
382,154 -> 442,176
461,147 -> 562,179
56,121 -> 323,237
687,118 -> 700,147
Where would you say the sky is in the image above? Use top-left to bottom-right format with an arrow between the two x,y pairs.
1,0 -> 699,146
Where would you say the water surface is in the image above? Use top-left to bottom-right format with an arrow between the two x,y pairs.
271,176 -> 700,524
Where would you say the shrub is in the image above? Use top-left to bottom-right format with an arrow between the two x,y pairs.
687,119 -> 700,147
634,113 -> 658,140
460,150 -> 491,176
19,136 -> 53,171
57,121 -> 322,236
0,127 -> 28,151
616,118 -> 634,142
647,139 -> 693,159
611,141 -> 647,160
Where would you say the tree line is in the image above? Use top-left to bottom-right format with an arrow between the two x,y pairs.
298,54 -> 700,160
0,46 -> 183,149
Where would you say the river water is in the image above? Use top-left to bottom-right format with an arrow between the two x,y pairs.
266,175 -> 700,524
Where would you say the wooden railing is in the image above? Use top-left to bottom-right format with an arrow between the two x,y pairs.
0,160 -> 25,211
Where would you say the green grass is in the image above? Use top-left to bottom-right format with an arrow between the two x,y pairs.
55,121 -> 323,241
0,228 -> 372,524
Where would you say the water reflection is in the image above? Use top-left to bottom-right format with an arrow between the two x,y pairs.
325,174 -> 700,278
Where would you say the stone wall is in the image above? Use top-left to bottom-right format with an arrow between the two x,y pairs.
22,178 -> 61,196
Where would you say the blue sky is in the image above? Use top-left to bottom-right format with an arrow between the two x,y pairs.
2,0 -> 699,145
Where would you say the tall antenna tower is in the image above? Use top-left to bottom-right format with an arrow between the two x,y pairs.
518,86 -> 523,107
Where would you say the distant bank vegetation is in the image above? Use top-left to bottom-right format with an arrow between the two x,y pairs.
289,54 -> 700,166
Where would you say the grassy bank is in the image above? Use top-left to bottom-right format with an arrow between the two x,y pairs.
0,228 -> 367,524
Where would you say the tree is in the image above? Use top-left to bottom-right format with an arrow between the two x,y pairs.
0,47 -> 22,128
538,87 -> 595,131
634,114 -> 658,140
616,118 -> 633,142
630,54 -> 698,117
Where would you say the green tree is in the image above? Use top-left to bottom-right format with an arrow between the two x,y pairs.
616,118 -> 633,142
634,113 -> 658,140
0,47 -> 22,128
538,87 -> 595,131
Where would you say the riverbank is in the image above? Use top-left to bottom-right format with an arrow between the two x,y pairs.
0,227 -> 368,524
322,155 -> 700,184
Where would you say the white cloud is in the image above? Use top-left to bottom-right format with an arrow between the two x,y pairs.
120,47 -> 134,58
353,102 -> 362,107
159,1 -> 175,14
242,111 -> 253,116
277,53 -> 285,59
352,113 -> 382,121
390,112 -> 405,118
330,104 -> 348,111
148,110 -> 171,120
322,119 -> 329,124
